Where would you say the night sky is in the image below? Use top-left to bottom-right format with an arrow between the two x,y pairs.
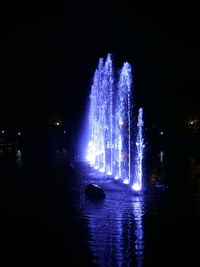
0,4 -> 198,133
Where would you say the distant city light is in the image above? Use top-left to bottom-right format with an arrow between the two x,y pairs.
188,119 -> 199,126
54,121 -> 61,126
160,131 -> 164,135
17,132 -> 21,136
187,118 -> 199,133
63,130 -> 66,133
1,130 -> 5,134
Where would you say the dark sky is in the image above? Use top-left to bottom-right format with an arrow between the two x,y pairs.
0,3 -> 198,131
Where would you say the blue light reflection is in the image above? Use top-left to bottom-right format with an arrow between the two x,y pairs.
132,196 -> 145,267
84,194 -> 145,266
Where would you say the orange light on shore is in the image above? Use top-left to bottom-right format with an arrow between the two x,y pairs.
54,121 -> 62,126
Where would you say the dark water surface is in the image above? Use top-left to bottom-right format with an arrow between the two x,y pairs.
0,141 -> 200,266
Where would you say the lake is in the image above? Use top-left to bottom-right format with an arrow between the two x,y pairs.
0,135 -> 199,266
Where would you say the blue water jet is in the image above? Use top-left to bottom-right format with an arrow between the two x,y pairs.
86,54 -> 144,191
115,62 -> 132,184
132,108 -> 145,191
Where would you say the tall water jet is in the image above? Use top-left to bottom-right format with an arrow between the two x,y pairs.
132,108 -> 145,191
115,62 -> 132,184
102,54 -> 114,175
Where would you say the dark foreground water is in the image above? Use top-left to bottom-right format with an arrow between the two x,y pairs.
0,139 -> 200,266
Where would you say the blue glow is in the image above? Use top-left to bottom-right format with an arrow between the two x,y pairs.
123,179 -> 130,185
132,183 -> 142,191
85,54 -> 144,191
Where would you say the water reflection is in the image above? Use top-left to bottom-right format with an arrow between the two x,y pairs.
159,150 -> 164,163
132,196 -> 144,267
16,149 -> 23,168
84,194 -> 145,266
149,150 -> 167,189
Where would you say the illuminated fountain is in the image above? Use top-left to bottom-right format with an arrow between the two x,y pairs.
86,54 -> 144,191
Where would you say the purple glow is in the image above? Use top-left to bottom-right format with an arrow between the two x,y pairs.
85,54 -> 144,191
